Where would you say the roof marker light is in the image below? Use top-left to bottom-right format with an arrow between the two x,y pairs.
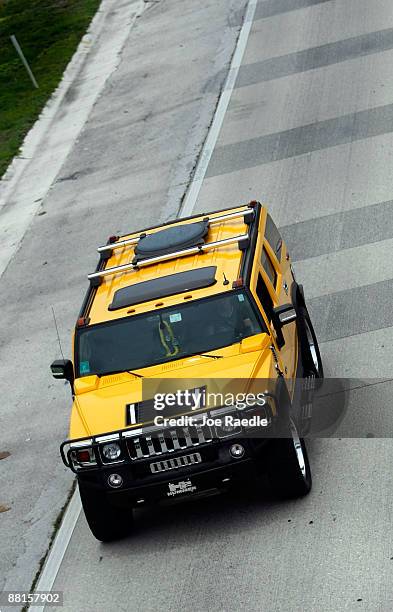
76,317 -> 90,327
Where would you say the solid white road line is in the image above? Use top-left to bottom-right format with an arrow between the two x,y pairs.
27,1 -> 257,608
180,0 -> 258,217
29,490 -> 82,612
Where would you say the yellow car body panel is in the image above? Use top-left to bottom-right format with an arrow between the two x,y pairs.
64,202 -> 298,441
70,334 -> 275,438
89,205 -> 250,325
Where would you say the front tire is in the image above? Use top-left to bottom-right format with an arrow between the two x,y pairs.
266,420 -> 312,499
79,481 -> 134,542
297,305 -> 324,381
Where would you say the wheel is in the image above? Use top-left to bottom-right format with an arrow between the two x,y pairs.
297,305 -> 324,380
78,481 -> 134,542
266,419 -> 312,499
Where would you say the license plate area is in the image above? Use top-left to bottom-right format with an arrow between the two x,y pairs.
150,452 -> 202,474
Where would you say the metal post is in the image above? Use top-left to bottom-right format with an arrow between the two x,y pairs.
10,35 -> 39,89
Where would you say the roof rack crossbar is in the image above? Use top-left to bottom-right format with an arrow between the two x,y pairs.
97,236 -> 139,254
208,207 -> 253,226
96,206 -> 253,254
88,233 -> 249,283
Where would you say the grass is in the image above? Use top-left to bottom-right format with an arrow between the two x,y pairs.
0,0 -> 101,177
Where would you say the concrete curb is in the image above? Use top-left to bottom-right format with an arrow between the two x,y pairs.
0,0 -> 145,280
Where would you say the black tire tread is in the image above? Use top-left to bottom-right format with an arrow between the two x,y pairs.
266,435 -> 312,499
297,305 -> 324,379
79,482 -> 134,542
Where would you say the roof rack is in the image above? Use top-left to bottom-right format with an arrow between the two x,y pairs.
96,206 -> 254,255
88,233 -> 250,286
77,201 -> 261,321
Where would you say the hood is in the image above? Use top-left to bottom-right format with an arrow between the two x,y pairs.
69,335 -> 275,438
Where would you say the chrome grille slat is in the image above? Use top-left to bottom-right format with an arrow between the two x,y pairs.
127,426 -> 212,461
195,424 -> 205,443
145,436 -> 155,456
158,432 -> 168,454
203,426 -> 212,442
150,452 -> 202,474
170,429 -> 181,450
133,438 -> 143,459
183,427 -> 193,447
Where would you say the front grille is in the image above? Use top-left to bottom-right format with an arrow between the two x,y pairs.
126,424 -> 213,460
150,452 -> 202,473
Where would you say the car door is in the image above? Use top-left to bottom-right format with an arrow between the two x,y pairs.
256,214 -> 297,395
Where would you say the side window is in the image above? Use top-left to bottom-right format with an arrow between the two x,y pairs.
256,273 -> 284,348
265,214 -> 282,261
256,273 -> 275,324
261,246 -> 277,288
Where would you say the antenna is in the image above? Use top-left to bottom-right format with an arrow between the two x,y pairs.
223,272 -> 229,286
51,305 -> 65,361
51,306 -> 79,404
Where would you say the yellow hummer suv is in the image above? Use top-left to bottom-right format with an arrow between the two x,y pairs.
51,202 -> 323,541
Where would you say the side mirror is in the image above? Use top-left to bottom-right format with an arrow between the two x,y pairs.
272,304 -> 297,348
274,304 -> 297,326
50,359 -> 74,385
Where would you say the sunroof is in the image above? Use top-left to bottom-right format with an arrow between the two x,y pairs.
108,266 -> 217,311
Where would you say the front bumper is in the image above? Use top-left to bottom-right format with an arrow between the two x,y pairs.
77,436 -> 269,508
108,457 -> 257,508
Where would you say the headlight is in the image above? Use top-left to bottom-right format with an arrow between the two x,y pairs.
102,442 -> 121,461
243,399 -> 273,432
211,408 -> 242,438
220,422 -> 236,434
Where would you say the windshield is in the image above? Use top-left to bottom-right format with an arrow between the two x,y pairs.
76,290 -> 265,377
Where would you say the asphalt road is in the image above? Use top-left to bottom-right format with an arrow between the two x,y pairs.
2,0 -> 393,610
0,0 -> 246,600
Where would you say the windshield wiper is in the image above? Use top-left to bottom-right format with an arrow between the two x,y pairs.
196,353 -> 223,360
97,369 -> 143,378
